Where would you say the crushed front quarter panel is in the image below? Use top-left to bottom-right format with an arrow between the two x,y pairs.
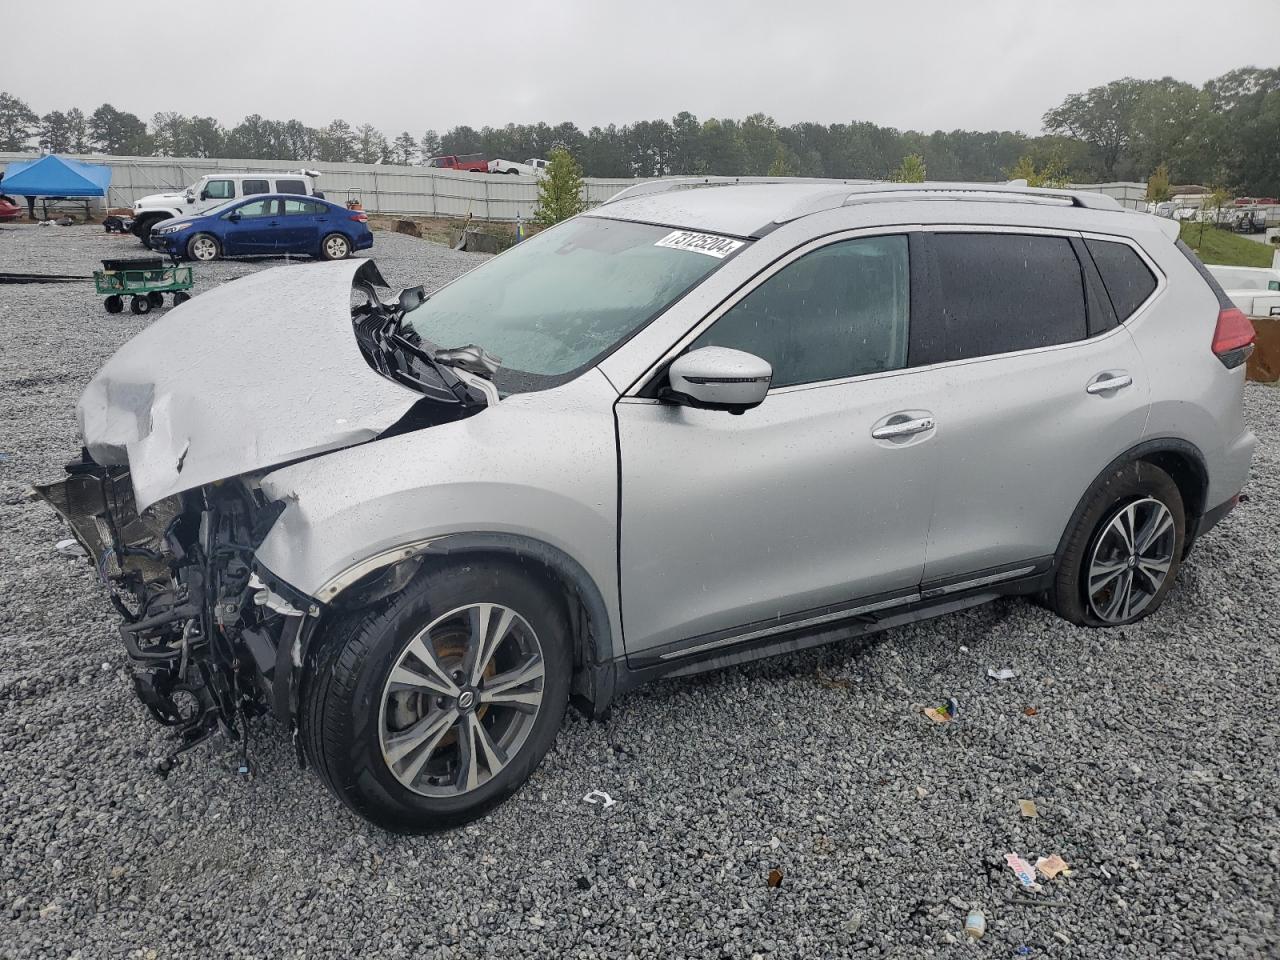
78,260 -> 422,511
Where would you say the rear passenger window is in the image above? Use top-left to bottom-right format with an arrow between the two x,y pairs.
275,179 -> 307,195
241,179 -> 270,196
918,233 -> 1087,364
1085,239 -> 1158,320
691,234 -> 910,388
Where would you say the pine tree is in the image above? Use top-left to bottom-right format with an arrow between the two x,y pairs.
533,148 -> 586,226
891,153 -> 926,182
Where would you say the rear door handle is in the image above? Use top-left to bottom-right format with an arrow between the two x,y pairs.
1086,374 -> 1133,395
872,416 -> 935,440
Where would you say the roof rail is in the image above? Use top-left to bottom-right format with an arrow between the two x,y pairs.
603,176 -> 1126,222
604,176 -> 877,205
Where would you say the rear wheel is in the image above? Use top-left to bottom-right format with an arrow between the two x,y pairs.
187,233 -> 220,262
173,291 -> 191,306
147,291 -> 164,308
1048,462 -> 1185,626
104,295 -> 123,314
304,561 -> 570,832
319,232 -> 351,260
129,295 -> 152,315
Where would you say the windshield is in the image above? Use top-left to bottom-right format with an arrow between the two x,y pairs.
403,217 -> 744,394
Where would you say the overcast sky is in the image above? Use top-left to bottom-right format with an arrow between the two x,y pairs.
3,0 -> 1277,135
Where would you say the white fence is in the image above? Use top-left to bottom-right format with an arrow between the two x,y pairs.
0,152 -> 645,221
0,152 -> 1155,221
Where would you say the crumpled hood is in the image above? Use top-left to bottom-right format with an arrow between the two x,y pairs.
79,260 -> 422,511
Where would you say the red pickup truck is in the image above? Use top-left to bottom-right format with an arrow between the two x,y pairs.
425,154 -> 489,173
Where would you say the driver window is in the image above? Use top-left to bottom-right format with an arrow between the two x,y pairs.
203,179 -> 234,200
690,235 -> 910,388
231,199 -> 280,219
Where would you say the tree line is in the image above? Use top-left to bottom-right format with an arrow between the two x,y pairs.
1,66 -> 1276,193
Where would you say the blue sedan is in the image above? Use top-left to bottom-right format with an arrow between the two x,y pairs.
148,194 -> 374,262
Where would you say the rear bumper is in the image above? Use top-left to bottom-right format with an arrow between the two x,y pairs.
1196,493 -> 1241,540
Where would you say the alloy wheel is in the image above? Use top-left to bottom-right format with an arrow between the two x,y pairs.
325,235 -> 349,259
191,236 -> 217,261
1086,496 -> 1177,624
378,603 -> 546,797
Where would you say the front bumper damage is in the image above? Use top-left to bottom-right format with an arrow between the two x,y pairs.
34,454 -> 312,768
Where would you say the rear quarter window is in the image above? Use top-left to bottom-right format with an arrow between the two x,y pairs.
275,179 -> 307,195
1085,239 -> 1158,320
915,233 -> 1088,365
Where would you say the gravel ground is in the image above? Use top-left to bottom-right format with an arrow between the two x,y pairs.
1,223 -> 1277,960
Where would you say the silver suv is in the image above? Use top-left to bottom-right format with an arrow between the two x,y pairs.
37,180 -> 1257,831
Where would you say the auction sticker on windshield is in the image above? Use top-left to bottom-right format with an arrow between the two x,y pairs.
654,230 -> 745,259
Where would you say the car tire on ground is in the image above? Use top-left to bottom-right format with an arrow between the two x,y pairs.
505,169 -> 519,175
319,233 -> 351,261
303,560 -> 571,833
129,295 -> 152,315
187,234 -> 220,262
1048,461 -> 1185,627
104,295 -> 123,314
134,216 -> 165,246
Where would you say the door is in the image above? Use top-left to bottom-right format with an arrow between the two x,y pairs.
913,230 -> 1152,585
280,198 -> 326,252
617,233 -> 941,660
220,198 -> 282,254
195,177 -> 235,214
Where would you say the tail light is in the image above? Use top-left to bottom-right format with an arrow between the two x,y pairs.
348,212 -> 368,223
1212,307 -> 1255,369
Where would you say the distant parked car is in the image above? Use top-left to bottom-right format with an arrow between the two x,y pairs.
0,195 -> 22,222
425,154 -> 489,173
487,158 -> 549,176
132,170 -> 324,244
147,194 -> 372,262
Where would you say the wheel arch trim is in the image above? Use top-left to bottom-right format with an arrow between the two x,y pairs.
315,531 -> 618,670
1054,437 -> 1208,564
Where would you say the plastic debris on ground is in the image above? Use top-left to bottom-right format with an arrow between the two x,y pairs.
1035,854 -> 1071,880
1005,853 -> 1043,892
581,789 -> 616,809
55,538 -> 86,558
922,697 -> 958,724
987,666 -> 1019,680
767,868 -> 784,888
1024,706 -> 1038,716
963,908 -> 986,939
1018,799 -> 1039,819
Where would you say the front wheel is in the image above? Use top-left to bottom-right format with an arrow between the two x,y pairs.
104,295 -> 123,314
129,295 -> 152,315
187,233 -> 220,262
304,561 -> 570,832
1048,462 -> 1185,627
319,232 -> 351,260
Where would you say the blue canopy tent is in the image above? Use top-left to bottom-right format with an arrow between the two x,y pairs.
0,154 -> 112,220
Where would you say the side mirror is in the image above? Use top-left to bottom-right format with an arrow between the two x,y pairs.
662,346 -> 772,414
184,192 -> 194,204
227,212 -> 241,222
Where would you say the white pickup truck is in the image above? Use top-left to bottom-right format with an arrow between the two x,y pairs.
487,158 -> 549,176
130,170 -> 324,244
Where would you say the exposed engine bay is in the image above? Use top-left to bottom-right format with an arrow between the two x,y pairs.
35,463 -> 304,770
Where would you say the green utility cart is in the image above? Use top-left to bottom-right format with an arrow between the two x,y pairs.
94,257 -> 194,315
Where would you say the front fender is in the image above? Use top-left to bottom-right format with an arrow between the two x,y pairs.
253,369 -> 622,656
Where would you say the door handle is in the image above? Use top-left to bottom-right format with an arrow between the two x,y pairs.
872,416 -> 935,440
1086,374 -> 1133,395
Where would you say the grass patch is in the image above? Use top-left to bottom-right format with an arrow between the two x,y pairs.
1179,222 -> 1276,267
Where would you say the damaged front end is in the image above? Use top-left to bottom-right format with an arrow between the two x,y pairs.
35,460 -> 304,768
33,259 -> 500,772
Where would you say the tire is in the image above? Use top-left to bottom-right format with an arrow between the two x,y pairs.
187,233 -> 220,262
104,295 -> 123,314
505,169 -> 518,175
147,291 -> 164,308
303,560 -> 571,832
1048,462 -> 1185,627
129,295 -> 151,315
173,291 -> 191,306
134,215 -> 165,245
319,232 -> 351,261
